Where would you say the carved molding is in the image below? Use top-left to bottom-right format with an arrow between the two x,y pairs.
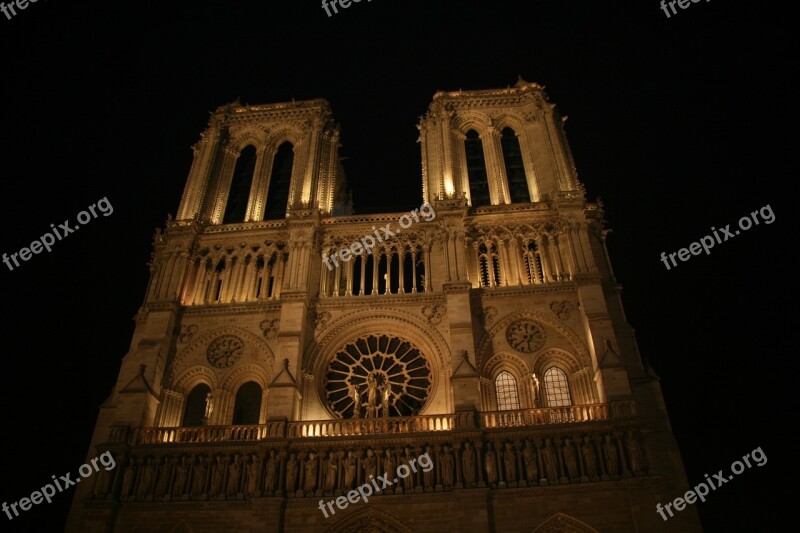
550,300 -> 576,320
421,305 -> 447,325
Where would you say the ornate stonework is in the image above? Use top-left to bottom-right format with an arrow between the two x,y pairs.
71,86 -> 700,533
506,319 -> 546,353
259,318 -> 279,338
421,304 -> 446,325
206,335 -> 244,368
550,300 -> 576,320
177,324 -> 198,343
324,334 -> 432,419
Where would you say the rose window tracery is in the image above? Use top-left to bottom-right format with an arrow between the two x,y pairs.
206,335 -> 244,368
324,334 -> 432,418
506,319 -> 546,353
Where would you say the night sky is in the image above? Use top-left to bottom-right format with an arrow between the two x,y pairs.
0,1 -> 792,531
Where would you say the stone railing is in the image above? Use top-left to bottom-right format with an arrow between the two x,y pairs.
482,404 -> 607,429
125,403 -> 615,445
135,424 -> 281,445
287,414 -> 455,438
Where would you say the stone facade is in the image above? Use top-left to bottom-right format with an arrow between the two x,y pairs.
68,80 -> 702,532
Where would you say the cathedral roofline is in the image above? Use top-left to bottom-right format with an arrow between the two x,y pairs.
431,77 -> 545,102
213,97 -> 332,117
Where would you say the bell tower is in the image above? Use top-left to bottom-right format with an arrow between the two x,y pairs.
418,77 -> 581,207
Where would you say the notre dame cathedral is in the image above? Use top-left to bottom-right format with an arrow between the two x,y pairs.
67,79 -> 702,532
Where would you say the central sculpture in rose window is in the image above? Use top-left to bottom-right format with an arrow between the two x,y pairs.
324,334 -> 433,419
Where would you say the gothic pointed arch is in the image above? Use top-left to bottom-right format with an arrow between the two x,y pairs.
500,126 -> 531,203
169,326 -> 275,388
476,310 -> 591,370
451,111 -> 492,136
223,144 -> 257,223
465,129 -> 490,207
263,140 -> 294,220
324,507 -> 414,533
532,513 -> 599,533
169,521 -> 194,533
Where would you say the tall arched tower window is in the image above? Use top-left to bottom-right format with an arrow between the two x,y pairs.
478,242 -> 502,288
263,141 -> 294,220
544,367 -> 572,407
182,383 -> 211,427
465,130 -> 490,207
500,127 -> 530,203
223,145 -> 257,224
232,381 -> 262,425
495,370 -> 520,411
522,240 -> 544,284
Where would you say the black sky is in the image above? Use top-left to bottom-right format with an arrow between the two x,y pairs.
0,1 -> 793,531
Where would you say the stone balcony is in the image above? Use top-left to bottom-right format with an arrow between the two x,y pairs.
88,401 -> 644,504
128,403 -> 616,445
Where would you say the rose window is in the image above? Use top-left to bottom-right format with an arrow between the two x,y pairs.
324,334 -> 432,418
506,319 -> 546,353
206,335 -> 244,368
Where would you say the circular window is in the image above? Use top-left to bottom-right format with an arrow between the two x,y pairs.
506,319 -> 546,353
324,334 -> 432,419
207,335 -> 244,368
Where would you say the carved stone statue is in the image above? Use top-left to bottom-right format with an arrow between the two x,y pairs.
92,457 -> 113,498
462,441 -> 476,486
204,393 -> 214,420
543,439 -> 559,482
366,375 -> 378,409
383,449 -> 396,480
523,441 -> 538,482
324,451 -> 338,492
625,431 -> 644,474
441,446 -> 454,487
381,384 -> 391,417
348,382 -> 361,418
343,450 -> 357,490
246,455 -> 260,495
121,458 -> 136,498
422,446 -> 435,489
484,443 -> 497,487
563,438 -> 579,479
304,452 -> 318,493
173,456 -> 189,496
227,455 -> 241,495
503,442 -> 517,483
209,456 -> 224,496
286,454 -> 299,493
530,373 -> 540,407
137,457 -> 155,497
154,456 -> 174,497
582,437 -> 598,478
362,449 -> 377,481
264,450 -> 277,493
362,375 -> 380,419
192,456 -> 207,495
401,447 -> 415,490
604,435 -> 620,476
